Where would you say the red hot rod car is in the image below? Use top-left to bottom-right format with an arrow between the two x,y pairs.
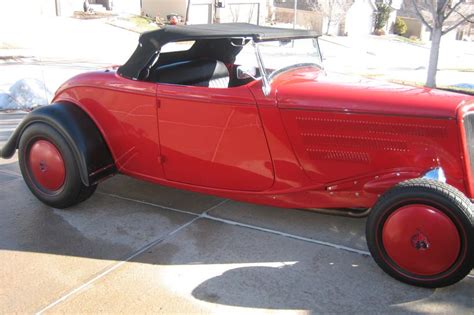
1,23 -> 473,288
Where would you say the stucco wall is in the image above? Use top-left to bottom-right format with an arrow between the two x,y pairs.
345,0 -> 374,36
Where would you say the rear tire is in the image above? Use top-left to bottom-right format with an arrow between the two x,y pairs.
366,179 -> 473,288
19,123 -> 97,209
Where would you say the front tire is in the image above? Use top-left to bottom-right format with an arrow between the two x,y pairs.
19,123 -> 97,209
366,179 -> 473,288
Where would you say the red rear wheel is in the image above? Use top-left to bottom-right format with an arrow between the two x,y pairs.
27,140 -> 66,192
366,179 -> 474,288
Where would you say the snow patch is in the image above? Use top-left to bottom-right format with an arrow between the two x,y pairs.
0,93 -> 19,110
0,78 -> 52,110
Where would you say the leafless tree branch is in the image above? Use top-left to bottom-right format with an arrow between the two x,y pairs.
411,0 -> 434,30
444,0 -> 466,20
453,8 -> 474,23
442,13 -> 474,34
439,0 -> 450,16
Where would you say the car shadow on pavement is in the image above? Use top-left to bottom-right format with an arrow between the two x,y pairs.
191,265 -> 474,312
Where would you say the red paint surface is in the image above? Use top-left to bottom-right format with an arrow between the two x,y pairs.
382,205 -> 460,276
273,69 -> 471,118
157,84 -> 274,190
52,67 -> 474,209
28,140 -> 66,191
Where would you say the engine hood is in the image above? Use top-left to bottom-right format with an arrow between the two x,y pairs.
273,69 -> 473,119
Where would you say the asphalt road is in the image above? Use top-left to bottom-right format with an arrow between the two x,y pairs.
0,112 -> 473,313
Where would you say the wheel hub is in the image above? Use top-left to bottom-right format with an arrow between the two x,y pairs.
411,230 -> 430,250
382,204 -> 460,276
28,140 -> 66,191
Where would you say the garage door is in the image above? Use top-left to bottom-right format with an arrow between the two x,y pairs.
188,4 -> 212,24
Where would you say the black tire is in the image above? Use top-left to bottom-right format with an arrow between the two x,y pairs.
18,123 -> 97,209
366,178 -> 473,288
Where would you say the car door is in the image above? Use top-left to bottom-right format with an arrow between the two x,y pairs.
156,84 -> 274,191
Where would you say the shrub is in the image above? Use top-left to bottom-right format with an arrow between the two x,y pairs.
374,3 -> 391,32
394,17 -> 407,35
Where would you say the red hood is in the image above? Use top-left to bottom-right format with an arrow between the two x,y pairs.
273,69 -> 473,119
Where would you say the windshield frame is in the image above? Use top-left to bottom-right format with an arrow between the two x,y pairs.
252,37 -> 323,96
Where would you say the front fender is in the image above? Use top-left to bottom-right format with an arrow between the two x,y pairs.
0,102 -> 116,186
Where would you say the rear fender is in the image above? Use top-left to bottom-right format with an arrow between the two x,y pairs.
0,102 -> 116,186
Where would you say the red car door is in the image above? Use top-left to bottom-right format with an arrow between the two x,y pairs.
156,84 -> 274,191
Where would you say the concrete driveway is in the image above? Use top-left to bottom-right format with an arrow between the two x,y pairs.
0,112 -> 473,313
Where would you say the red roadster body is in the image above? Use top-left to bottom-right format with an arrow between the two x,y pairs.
1,23 -> 473,288
52,67 -> 472,209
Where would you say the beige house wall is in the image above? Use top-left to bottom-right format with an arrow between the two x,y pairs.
399,17 -> 422,38
398,16 -> 433,41
142,0 -> 189,18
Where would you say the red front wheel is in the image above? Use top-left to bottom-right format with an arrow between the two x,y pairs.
19,123 -> 97,209
366,179 -> 473,288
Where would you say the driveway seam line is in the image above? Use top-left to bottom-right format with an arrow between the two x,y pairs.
35,218 -> 199,314
96,191 -> 201,216
0,169 -> 22,177
201,213 -> 371,256
35,199 -> 228,314
98,192 -> 370,256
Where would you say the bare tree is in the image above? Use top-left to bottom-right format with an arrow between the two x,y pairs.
306,0 -> 353,35
409,0 -> 474,87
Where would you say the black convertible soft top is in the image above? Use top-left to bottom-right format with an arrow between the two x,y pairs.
118,23 -> 318,80
140,23 -> 318,43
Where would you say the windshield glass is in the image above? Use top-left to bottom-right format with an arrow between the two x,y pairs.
234,37 -> 322,80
